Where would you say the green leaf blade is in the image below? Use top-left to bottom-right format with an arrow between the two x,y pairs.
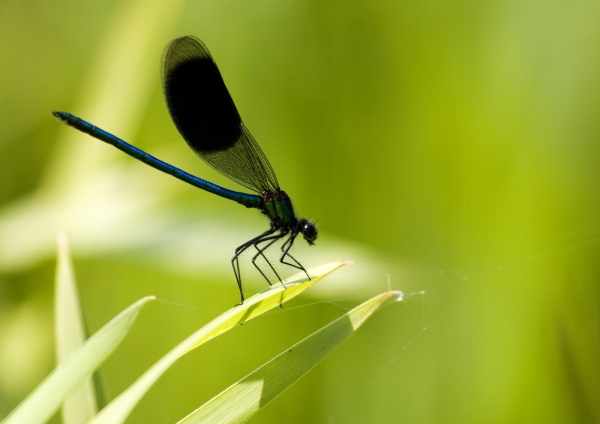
178,290 -> 401,424
89,261 -> 347,424
1,295 -> 154,424
55,233 -> 98,424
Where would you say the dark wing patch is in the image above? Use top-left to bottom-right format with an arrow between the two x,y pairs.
162,36 -> 279,193
162,36 -> 241,152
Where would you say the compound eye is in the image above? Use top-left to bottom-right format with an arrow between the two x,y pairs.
299,219 -> 317,244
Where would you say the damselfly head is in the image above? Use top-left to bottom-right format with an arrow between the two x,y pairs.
298,219 -> 317,245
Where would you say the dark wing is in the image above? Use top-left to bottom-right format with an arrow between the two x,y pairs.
161,36 -> 279,194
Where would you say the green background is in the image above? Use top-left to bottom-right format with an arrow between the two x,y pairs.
1,0 -> 599,422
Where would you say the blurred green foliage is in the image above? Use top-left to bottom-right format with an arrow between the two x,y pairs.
1,0 -> 599,422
